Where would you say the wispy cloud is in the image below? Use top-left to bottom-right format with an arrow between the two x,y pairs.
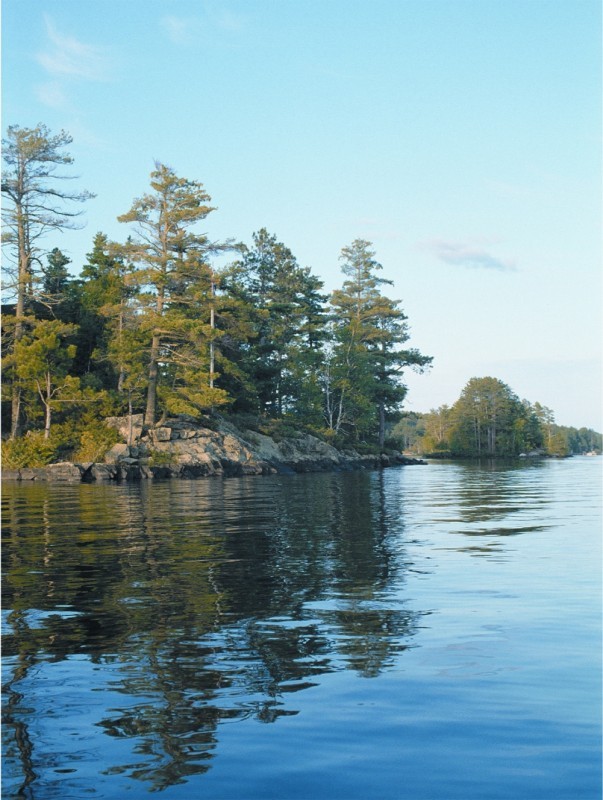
160,6 -> 248,45
37,15 -> 111,82
35,81 -> 68,109
212,8 -> 247,33
423,239 -> 517,272
161,15 -> 201,45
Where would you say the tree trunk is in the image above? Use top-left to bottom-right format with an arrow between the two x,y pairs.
335,388 -> 345,433
145,289 -> 165,427
10,386 -> 21,440
127,391 -> 133,446
209,279 -> 215,388
378,401 -> 386,450
43,374 -> 52,440
10,202 -> 29,439
117,302 -> 125,393
145,333 -> 160,426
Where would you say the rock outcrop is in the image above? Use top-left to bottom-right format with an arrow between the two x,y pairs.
3,416 -> 426,482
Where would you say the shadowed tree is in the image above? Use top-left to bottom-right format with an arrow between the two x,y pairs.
449,377 -> 528,456
227,229 -> 328,419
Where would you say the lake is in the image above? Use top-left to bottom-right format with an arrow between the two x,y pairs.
2,457 -> 601,799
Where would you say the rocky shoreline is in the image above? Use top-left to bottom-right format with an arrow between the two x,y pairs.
2,415 -> 426,482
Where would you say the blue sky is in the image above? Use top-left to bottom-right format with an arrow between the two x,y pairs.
2,0 -> 601,428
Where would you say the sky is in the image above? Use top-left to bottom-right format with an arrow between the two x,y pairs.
2,0 -> 601,429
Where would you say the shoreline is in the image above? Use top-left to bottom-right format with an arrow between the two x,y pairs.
1,415 -> 427,483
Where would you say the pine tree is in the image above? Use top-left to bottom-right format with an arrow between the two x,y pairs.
117,162 -> 229,424
78,232 -> 131,390
1,124 -> 93,437
328,240 -> 431,446
449,377 -> 526,456
43,248 -> 71,296
228,229 -> 328,419
13,319 -> 79,438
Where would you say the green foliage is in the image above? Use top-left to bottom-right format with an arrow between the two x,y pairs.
117,162 -> 227,425
256,417 -> 305,442
12,318 -> 80,437
1,431 -> 59,468
43,248 -> 71,297
396,378 -> 601,459
446,377 -> 521,456
326,239 -> 431,446
147,449 -> 175,467
227,228 -> 328,420
2,124 -> 94,438
73,424 -> 120,462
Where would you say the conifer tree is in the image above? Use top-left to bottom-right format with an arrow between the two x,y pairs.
328,240 -> 431,446
117,163 -> 229,424
228,229 -> 328,418
78,232 -> 132,389
43,248 -> 71,297
449,377 -> 526,456
1,124 -> 93,437
13,319 -> 79,438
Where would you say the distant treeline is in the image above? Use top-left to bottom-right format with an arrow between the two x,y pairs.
392,378 -> 602,458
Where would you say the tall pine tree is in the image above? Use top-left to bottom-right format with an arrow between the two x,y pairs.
228,229 -> 328,419
328,240 -> 431,446
1,124 -> 93,437
117,163 -> 229,424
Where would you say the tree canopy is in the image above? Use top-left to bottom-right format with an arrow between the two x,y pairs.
392,377 -> 601,457
1,124 -> 93,438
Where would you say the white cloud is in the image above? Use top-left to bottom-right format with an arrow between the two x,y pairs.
35,81 -> 69,109
423,239 -> 517,272
212,8 -> 247,33
160,6 -> 248,45
160,15 -> 200,45
37,16 -> 111,81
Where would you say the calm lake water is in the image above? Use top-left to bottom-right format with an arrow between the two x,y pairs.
2,458 -> 601,799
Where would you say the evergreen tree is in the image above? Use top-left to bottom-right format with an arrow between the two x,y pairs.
532,403 -> 556,454
43,247 -> 71,296
327,239 -> 431,446
13,319 -> 79,438
117,162 -> 229,424
449,377 -> 527,456
228,229 -> 328,420
78,232 -> 131,390
1,124 -> 93,437
513,400 -> 544,453
39,247 -> 85,328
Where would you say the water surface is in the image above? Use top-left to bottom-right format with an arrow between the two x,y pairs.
2,458 -> 601,799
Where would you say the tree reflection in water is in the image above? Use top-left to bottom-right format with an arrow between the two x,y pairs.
2,472 -> 421,794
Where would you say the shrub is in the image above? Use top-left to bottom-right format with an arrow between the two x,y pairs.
147,449 -> 174,467
73,424 -> 120,462
1,432 -> 58,469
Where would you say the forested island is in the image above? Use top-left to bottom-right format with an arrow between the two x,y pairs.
2,124 -> 600,472
393,379 -> 602,458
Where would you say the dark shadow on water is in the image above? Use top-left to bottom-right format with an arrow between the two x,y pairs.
3,459 -> 592,797
1,472 -> 422,794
